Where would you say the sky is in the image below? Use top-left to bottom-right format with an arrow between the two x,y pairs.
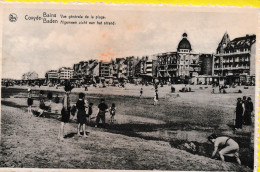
2,6 -> 258,79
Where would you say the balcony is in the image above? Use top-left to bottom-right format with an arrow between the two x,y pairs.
189,63 -> 200,66
167,68 -> 177,71
215,51 -> 250,56
223,59 -> 229,63
225,66 -> 250,70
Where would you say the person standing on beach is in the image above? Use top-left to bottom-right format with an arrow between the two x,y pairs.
95,99 -> 108,127
235,98 -> 244,130
87,102 -> 93,123
154,90 -> 159,106
109,103 -> 116,124
140,88 -> 143,97
85,84 -> 88,91
27,88 -> 33,114
47,92 -> 53,112
242,96 -> 247,104
76,93 -> 87,137
54,94 -> 60,113
58,81 -> 73,140
244,97 -> 253,125
38,91 -> 45,117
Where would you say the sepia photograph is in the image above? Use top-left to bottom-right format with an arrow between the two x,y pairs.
0,4 -> 258,171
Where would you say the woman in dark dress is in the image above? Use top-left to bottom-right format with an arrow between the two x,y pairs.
76,93 -> 87,137
27,88 -> 33,114
244,97 -> 253,125
235,98 -> 244,129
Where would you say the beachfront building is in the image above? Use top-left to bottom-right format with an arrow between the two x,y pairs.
199,54 -> 214,76
138,55 -> 158,83
73,61 -> 88,80
22,71 -> 38,80
134,60 -> 142,82
73,60 -> 99,83
155,33 -> 201,84
58,67 -> 74,80
21,71 -> 39,85
115,58 -> 128,79
45,70 -> 59,84
111,56 -> 140,83
214,33 -> 256,85
99,61 -> 110,77
125,56 -> 138,82
197,54 -> 214,85
99,61 -> 113,83
177,33 -> 201,84
157,52 -> 179,84
88,60 -> 100,83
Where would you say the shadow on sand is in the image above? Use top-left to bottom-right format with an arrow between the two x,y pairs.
64,132 -> 90,138
2,99 -> 253,169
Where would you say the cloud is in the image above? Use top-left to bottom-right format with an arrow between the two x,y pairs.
2,8 -> 257,79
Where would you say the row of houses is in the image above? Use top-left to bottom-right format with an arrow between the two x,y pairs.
44,32 -> 255,85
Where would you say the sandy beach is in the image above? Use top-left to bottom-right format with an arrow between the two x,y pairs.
0,85 -> 254,171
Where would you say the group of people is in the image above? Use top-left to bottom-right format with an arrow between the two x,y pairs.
27,89 -> 48,117
206,95 -> 254,165
58,90 -> 117,140
235,96 -> 254,130
27,82 -> 117,141
211,85 -> 227,94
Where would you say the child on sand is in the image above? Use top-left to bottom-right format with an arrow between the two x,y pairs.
86,102 -> 93,123
54,94 -> 60,113
27,88 -> 33,114
76,93 -> 87,137
109,103 -> 116,124
140,88 -> 143,97
38,91 -> 46,117
153,91 -> 159,106
70,105 -> 77,120
95,99 -> 108,127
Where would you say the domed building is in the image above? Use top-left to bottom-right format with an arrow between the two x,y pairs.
156,32 -> 202,84
176,33 -> 200,82
177,33 -> 192,53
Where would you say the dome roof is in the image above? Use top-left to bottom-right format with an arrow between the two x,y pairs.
177,33 -> 192,51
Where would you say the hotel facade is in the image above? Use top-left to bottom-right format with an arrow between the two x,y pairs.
213,33 -> 256,85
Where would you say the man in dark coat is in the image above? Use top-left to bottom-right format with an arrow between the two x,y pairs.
244,97 -> 253,125
235,98 -> 244,129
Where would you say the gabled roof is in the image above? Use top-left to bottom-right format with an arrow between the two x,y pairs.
229,34 -> 256,49
216,32 -> 230,52
217,33 -> 256,53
